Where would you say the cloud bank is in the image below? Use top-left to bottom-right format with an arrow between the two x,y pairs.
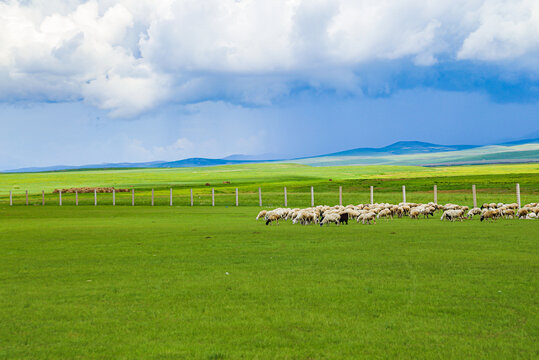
1,0 -> 539,117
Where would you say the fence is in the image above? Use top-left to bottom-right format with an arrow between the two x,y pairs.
2,184 -> 530,208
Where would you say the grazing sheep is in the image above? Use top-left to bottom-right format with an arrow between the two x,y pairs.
401,205 -> 411,216
258,199 -> 538,227
502,208 -> 515,219
480,210 -> 499,222
339,212 -> 349,225
422,206 -> 437,218
467,208 -> 482,219
443,203 -> 461,210
358,212 -> 377,225
377,208 -> 392,220
293,210 -> 317,225
409,208 -> 421,219
320,212 -> 340,226
344,208 -> 361,220
517,208 -> 529,219
440,209 -> 464,222
256,210 -> 267,220
265,212 -> 280,225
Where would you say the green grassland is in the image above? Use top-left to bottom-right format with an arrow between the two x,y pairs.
0,163 -> 538,358
2,163 -> 539,207
0,206 -> 537,359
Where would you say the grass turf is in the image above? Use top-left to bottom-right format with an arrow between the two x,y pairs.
1,163 -> 538,208
0,206 -> 537,359
2,163 -> 538,194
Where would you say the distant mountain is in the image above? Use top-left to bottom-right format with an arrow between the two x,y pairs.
3,161 -> 164,173
497,137 -> 539,146
3,158 -> 261,173
318,141 -> 479,157
289,139 -> 539,167
153,158 -> 262,168
3,138 -> 538,172
221,153 -> 284,161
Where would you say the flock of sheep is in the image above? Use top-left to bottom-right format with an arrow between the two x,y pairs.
256,202 -> 539,226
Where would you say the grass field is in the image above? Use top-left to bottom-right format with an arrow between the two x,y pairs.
1,163 -> 538,358
0,206 -> 537,359
2,163 -> 539,208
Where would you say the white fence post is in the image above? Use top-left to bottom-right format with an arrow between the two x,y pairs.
339,186 -> 342,206
42,190 -> 45,206
26,190 -> 28,206
370,186 -> 374,205
113,189 -> 116,206
132,188 -> 135,206
402,185 -> 406,203
284,187 -> 288,207
151,189 -> 154,206
212,188 -> 215,206
190,189 -> 193,206
472,184 -> 477,208
516,183 -> 521,208
311,186 -> 314,207
59,190 -> 62,206
94,189 -> 97,206
235,188 -> 239,207
76,191 -> 78,206
9,191 -> 12,206
170,188 -> 173,206
433,185 -> 437,204
258,187 -> 262,207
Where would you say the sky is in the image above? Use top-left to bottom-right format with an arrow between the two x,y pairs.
1,0 -> 539,169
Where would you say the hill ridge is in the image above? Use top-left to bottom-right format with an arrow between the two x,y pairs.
3,137 -> 539,173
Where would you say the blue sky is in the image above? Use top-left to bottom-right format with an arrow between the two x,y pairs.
1,0 -> 539,169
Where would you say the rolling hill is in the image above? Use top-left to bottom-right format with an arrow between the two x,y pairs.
315,141 -> 479,157
288,143 -> 539,167
3,138 -> 538,172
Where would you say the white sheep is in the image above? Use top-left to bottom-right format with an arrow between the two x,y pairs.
264,211 -> 280,225
377,208 -> 392,220
320,212 -> 340,226
256,210 -> 267,220
358,212 -> 376,225
467,208 -> 481,219
440,209 -> 464,222
480,209 -> 500,222
292,210 -> 316,225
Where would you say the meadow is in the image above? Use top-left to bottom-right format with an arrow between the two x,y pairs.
2,163 -> 539,207
0,206 -> 537,359
0,163 -> 538,359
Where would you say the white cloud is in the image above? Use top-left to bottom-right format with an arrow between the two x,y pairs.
457,0 -> 539,64
0,0 -> 538,117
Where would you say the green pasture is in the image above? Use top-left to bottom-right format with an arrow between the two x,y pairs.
1,163 -> 537,358
1,163 -> 538,207
0,206 -> 537,359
